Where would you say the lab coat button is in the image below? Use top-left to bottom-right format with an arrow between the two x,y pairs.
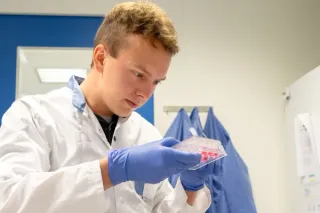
114,136 -> 117,141
118,197 -> 124,204
99,129 -> 103,133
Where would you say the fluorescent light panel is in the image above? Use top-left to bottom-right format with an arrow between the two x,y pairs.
37,68 -> 88,83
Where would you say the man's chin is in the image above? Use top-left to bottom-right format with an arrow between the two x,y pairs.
114,109 -> 133,118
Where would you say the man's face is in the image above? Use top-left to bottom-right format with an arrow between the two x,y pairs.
95,34 -> 171,117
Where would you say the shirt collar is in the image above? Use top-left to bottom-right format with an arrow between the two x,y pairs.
67,75 -> 86,112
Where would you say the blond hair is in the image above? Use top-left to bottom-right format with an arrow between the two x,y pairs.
91,1 -> 179,66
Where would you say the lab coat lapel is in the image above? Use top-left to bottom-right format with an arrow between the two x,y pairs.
111,116 -> 136,149
82,105 -> 112,149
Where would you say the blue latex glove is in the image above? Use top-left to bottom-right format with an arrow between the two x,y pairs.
180,163 -> 215,191
108,137 -> 201,185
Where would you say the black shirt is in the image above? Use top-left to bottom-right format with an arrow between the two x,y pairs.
95,114 -> 118,144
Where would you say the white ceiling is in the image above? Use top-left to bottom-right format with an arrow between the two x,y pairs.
16,47 -> 92,98
0,0 -> 181,16
0,0 -> 121,16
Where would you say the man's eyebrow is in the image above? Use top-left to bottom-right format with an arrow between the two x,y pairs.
134,64 -> 166,81
134,64 -> 151,76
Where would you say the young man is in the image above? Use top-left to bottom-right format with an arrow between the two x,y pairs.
0,2 -> 212,212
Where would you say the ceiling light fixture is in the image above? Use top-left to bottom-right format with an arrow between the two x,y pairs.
36,68 -> 88,83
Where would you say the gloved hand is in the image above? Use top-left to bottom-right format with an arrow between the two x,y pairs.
107,137 -> 201,185
180,163 -> 215,191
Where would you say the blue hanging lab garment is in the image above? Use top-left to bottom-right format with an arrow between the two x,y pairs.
164,108 -> 193,141
189,107 -> 220,213
164,108 -> 194,187
204,107 -> 257,213
189,107 -> 204,136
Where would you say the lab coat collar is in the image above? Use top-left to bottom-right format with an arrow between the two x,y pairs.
67,75 -> 130,123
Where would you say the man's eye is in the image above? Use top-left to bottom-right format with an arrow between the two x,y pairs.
135,72 -> 143,78
154,80 -> 161,85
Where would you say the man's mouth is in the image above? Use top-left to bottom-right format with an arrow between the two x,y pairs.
125,99 -> 138,108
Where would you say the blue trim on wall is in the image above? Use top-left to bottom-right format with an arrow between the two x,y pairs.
0,14 -> 154,124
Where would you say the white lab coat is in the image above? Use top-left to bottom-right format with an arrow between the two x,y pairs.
0,85 -> 211,212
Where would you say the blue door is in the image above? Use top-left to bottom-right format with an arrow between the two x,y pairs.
0,14 -> 154,124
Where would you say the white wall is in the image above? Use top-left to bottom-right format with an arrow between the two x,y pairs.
156,1 -> 320,213
284,65 -> 320,213
2,1 -> 320,213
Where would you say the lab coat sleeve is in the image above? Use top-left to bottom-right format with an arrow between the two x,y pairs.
152,177 -> 211,213
0,100 -> 106,213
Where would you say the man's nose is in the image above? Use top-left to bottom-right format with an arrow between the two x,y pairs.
136,81 -> 156,100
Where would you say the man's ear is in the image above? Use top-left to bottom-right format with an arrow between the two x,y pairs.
92,44 -> 106,73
